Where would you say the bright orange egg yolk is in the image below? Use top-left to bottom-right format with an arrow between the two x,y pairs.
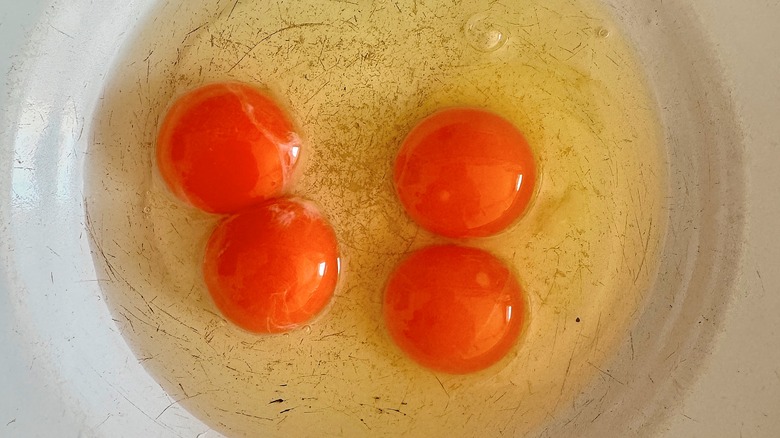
203,198 -> 339,334
156,82 -> 300,214
394,108 -> 536,238
383,245 -> 525,374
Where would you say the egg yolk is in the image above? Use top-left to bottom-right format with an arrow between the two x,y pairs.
203,198 -> 339,334
383,245 -> 525,374
394,108 -> 536,238
156,82 -> 300,214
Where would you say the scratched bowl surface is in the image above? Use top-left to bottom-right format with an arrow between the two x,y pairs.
0,0 -> 761,437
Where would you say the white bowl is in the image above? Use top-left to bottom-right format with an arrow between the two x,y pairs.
1,0 -> 778,436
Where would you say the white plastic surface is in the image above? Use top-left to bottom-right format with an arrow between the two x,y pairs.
1,0 -> 778,437
656,2 -> 780,436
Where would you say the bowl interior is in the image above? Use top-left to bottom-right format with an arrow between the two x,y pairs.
0,0 -> 744,436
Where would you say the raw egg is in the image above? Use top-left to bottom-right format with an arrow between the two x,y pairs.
394,108 -> 536,238
383,244 -> 525,374
203,198 -> 339,333
156,82 -> 300,214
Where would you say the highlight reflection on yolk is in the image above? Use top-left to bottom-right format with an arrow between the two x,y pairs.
383,245 -> 525,374
156,82 -> 300,214
394,108 -> 536,238
203,198 -> 339,334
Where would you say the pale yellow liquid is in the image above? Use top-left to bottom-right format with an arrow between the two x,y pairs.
86,0 -> 666,436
